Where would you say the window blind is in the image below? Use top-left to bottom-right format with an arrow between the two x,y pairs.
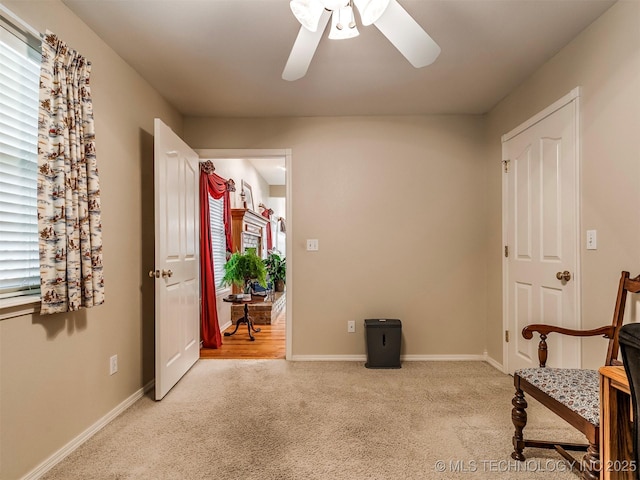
208,195 -> 227,289
0,20 -> 41,298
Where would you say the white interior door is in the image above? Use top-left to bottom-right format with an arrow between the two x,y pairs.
153,118 -> 200,400
504,96 -> 580,373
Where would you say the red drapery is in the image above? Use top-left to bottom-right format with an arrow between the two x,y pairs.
199,163 -> 233,348
261,207 -> 273,252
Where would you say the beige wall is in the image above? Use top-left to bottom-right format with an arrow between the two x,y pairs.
485,0 -> 640,369
184,115 -> 488,358
0,2 -> 183,479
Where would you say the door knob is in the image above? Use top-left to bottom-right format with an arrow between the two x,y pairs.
556,271 -> 572,282
162,269 -> 173,278
148,270 -> 160,278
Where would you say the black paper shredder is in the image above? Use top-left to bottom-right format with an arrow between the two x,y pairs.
364,319 -> 401,369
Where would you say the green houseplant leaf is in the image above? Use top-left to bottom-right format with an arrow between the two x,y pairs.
221,249 -> 267,291
264,252 -> 286,283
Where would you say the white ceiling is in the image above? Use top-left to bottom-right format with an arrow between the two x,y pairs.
61,0 -> 616,118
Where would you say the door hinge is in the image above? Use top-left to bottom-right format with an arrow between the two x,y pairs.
503,159 -> 510,173
504,245 -> 509,258
505,330 -> 510,342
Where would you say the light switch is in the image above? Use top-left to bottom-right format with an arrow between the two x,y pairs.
586,230 -> 597,250
306,239 -> 319,251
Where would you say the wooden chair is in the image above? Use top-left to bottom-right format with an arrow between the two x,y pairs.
511,271 -> 640,480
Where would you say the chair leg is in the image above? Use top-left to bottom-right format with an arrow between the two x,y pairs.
511,386 -> 528,461
581,442 -> 599,480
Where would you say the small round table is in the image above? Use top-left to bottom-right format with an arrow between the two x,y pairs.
222,296 -> 262,341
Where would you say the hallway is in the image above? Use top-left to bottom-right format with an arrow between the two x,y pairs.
200,308 -> 285,359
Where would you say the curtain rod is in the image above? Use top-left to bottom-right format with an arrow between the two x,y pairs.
0,3 -> 43,41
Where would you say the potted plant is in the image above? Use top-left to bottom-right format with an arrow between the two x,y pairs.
221,249 -> 267,296
264,251 -> 286,292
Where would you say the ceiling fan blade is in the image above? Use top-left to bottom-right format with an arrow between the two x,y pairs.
373,0 -> 440,68
282,9 -> 331,81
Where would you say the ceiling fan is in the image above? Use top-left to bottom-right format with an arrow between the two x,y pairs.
283,0 -> 441,81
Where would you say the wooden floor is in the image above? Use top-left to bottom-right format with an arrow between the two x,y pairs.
200,309 -> 285,359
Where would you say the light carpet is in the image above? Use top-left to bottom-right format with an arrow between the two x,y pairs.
41,360 -> 585,479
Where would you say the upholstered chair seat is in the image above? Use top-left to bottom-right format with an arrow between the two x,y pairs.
515,368 -> 600,425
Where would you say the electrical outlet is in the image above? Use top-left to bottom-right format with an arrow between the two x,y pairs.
347,320 -> 355,333
109,355 -> 118,375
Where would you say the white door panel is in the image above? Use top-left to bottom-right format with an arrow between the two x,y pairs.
514,281 -> 534,364
504,99 -> 580,373
154,118 -> 200,400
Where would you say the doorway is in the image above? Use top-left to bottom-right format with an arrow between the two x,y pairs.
502,89 -> 581,374
196,149 -> 292,360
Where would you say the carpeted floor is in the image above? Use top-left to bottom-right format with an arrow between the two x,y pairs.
41,360 -> 585,479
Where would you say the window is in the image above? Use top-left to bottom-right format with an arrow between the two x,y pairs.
208,195 -> 227,289
0,12 -> 41,301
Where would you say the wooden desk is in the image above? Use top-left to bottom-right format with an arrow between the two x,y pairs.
599,366 -> 635,480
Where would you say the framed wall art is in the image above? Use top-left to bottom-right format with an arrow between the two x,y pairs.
241,179 -> 254,211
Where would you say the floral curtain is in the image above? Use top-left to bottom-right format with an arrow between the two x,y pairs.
200,161 -> 233,348
37,31 -> 104,314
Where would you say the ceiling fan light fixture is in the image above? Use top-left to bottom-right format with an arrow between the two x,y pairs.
328,5 -> 359,39
322,0 -> 350,10
329,6 -> 360,40
290,0 -> 325,32
353,0 -> 390,26
284,0 -> 440,81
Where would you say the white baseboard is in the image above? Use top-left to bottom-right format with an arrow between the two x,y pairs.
291,354 -> 367,361
219,320 -> 232,332
291,354 -> 490,362
483,352 -> 505,373
22,380 -> 154,480
401,354 -> 487,361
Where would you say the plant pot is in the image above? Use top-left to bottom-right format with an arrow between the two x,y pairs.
275,279 -> 285,292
